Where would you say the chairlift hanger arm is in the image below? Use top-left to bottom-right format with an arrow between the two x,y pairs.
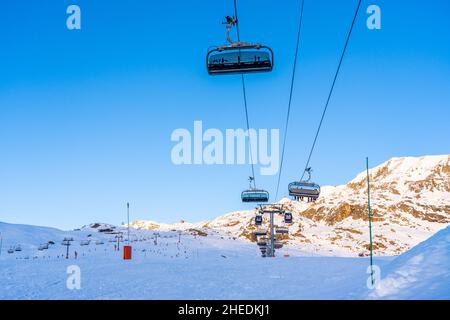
305,167 -> 312,182
223,16 -> 238,45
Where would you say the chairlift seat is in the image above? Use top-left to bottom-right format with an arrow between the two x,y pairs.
207,45 -> 274,75
254,215 -> 263,225
276,227 -> 289,234
288,181 -> 321,198
274,241 -> 283,249
253,228 -> 267,236
284,212 -> 293,224
241,189 -> 269,203
38,243 -> 49,250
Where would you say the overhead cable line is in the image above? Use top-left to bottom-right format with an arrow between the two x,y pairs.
233,0 -> 257,189
300,0 -> 362,180
275,0 -> 305,200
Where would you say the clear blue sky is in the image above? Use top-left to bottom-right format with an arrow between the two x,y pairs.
1,0 -> 449,229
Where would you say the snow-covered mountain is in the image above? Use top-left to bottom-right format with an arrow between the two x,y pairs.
129,155 -> 450,257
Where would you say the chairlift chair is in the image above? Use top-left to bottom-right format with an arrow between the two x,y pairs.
288,181 -> 321,199
241,177 -> 269,203
276,226 -> 289,234
241,189 -> 269,203
207,16 -> 274,75
274,241 -> 283,249
257,239 -> 267,246
253,228 -> 267,236
207,45 -> 274,75
38,243 -> 49,251
288,167 -> 321,201
284,212 -> 293,224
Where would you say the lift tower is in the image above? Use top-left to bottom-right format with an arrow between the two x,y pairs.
257,204 -> 285,257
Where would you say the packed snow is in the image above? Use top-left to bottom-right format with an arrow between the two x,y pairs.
0,221 -> 448,299
366,225 -> 450,299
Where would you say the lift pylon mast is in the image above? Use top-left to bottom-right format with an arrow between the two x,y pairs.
257,204 -> 285,257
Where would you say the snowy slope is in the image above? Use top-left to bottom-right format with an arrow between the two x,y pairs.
0,220 -> 379,299
0,221 -> 448,299
0,222 -> 72,253
366,225 -> 450,299
129,155 -> 450,257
